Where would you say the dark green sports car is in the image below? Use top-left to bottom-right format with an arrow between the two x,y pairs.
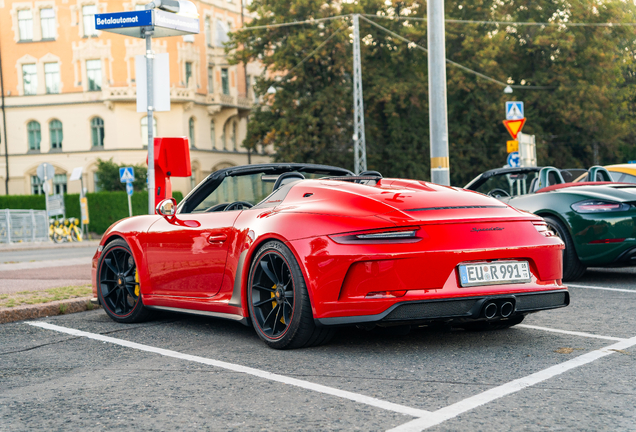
465,166 -> 636,281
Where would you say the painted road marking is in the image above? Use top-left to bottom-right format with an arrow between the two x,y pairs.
27,322 -> 429,418
517,324 -> 625,341
387,334 -> 636,431
568,283 -> 636,294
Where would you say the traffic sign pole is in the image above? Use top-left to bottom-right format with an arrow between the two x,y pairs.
145,28 -> 155,215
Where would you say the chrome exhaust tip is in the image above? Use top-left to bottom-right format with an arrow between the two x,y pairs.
484,302 -> 498,320
500,301 -> 514,318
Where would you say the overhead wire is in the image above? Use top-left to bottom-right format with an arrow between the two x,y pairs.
238,15 -> 350,31
359,16 -> 554,89
361,14 -> 636,27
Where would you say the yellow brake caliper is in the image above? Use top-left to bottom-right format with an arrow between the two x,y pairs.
271,284 -> 285,325
134,269 -> 140,297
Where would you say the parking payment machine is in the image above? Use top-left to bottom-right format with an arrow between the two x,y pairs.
151,137 -> 192,207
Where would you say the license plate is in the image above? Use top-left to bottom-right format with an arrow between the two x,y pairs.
458,261 -> 531,287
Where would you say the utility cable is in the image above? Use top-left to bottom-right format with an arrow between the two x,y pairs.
239,14 -> 349,31
361,14 -> 636,27
360,15 -> 554,89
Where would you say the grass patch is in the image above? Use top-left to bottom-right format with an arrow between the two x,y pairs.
0,285 -> 92,308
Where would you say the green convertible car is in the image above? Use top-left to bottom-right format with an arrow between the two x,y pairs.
465,166 -> 636,281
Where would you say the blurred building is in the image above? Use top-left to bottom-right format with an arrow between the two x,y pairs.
0,0 -> 269,196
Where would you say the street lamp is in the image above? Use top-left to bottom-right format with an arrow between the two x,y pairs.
504,85 -> 513,94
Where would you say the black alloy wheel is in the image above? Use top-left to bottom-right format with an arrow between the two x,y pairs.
98,239 -> 152,323
248,241 -> 334,349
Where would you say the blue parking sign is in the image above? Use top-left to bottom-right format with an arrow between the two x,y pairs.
126,182 -> 134,196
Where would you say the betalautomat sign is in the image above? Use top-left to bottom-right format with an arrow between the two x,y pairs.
95,9 -> 199,38
95,10 -> 153,29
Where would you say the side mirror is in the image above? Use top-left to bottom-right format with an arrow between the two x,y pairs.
156,198 -> 176,218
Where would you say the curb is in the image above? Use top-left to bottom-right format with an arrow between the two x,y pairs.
0,297 -> 100,324
0,240 -> 100,252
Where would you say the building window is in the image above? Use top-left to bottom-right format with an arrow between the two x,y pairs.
207,66 -> 214,94
31,175 -> 43,195
221,68 -> 229,95
27,121 -> 41,151
53,173 -> 67,194
190,172 -> 196,190
210,121 -> 216,149
232,121 -> 237,150
91,117 -> 104,147
82,5 -> 97,37
215,20 -> 229,47
134,4 -> 146,11
93,172 -> 102,192
18,9 -> 34,41
140,116 -> 157,141
189,117 -> 196,148
246,75 -> 251,96
185,62 -> 193,87
22,64 -> 38,95
44,63 -> 60,94
40,8 -> 56,39
86,60 -> 102,91
205,17 -> 212,46
49,119 -> 63,150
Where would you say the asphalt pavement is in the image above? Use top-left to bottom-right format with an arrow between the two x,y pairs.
1,266 -> 634,431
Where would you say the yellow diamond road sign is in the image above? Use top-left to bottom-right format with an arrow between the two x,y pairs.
507,140 -> 519,153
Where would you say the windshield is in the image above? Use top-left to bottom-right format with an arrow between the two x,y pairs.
474,172 -> 540,197
188,171 -> 333,213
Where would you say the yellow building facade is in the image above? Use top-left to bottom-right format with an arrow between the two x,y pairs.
0,0 -> 270,196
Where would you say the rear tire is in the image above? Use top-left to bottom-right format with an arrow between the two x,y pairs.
247,241 -> 334,349
543,216 -> 586,281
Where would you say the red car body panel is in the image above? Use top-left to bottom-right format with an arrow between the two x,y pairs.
93,173 -> 566,326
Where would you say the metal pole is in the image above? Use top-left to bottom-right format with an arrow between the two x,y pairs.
352,14 -> 367,175
145,29 -> 155,214
427,0 -> 450,185
127,192 -> 133,218
0,38 -> 9,195
79,176 -> 85,236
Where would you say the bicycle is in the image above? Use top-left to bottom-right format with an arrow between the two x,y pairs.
68,218 -> 83,242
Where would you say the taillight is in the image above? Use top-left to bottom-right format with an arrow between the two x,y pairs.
329,227 -> 422,244
571,200 -> 630,213
365,290 -> 407,299
533,222 -> 556,237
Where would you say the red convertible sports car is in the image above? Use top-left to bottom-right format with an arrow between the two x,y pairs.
92,163 -> 568,349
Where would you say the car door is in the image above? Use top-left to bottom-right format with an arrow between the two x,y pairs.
144,211 -> 241,298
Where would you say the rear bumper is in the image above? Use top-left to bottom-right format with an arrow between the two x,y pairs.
610,246 -> 636,267
316,289 -> 569,326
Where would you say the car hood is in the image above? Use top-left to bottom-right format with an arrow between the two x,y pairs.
275,178 -> 538,224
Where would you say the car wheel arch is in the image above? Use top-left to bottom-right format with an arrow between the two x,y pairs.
240,235 -> 317,320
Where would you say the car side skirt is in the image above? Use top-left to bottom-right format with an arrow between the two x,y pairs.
146,305 -> 249,326
315,290 -> 569,326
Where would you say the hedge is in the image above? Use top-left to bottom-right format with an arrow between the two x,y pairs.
0,191 -> 183,234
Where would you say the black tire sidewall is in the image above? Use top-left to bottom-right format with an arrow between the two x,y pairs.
544,215 -> 586,281
97,239 -> 148,323
247,241 -> 310,349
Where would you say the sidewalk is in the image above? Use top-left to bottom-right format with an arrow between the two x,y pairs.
0,240 -> 99,323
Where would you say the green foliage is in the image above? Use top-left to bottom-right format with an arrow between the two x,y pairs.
95,158 -> 148,192
0,191 -> 183,234
230,0 -> 636,186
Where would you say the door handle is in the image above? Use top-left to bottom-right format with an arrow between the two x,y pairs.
207,233 -> 227,244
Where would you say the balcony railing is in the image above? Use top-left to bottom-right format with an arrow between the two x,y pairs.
101,86 -> 255,109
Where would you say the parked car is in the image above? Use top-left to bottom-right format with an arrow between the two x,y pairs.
465,166 -> 636,281
93,163 -> 568,349
573,163 -> 636,184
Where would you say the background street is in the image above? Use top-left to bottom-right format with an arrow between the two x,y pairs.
1,264 -> 634,431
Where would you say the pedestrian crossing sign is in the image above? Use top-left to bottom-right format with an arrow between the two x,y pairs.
119,167 -> 135,183
505,101 -> 524,120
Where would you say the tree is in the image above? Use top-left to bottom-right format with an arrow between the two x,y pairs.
94,158 -> 147,192
231,0 -> 636,186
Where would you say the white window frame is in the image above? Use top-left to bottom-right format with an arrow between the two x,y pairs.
86,59 -> 102,91
18,9 -> 34,41
82,5 -> 97,37
44,62 -> 60,94
40,8 -> 56,39
22,63 -> 38,95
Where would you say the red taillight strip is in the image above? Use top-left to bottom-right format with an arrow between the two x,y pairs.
589,238 -> 626,244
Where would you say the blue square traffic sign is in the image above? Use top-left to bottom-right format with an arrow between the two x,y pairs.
505,101 -> 524,120
119,167 -> 135,183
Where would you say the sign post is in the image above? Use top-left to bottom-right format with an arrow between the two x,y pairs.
37,163 -> 55,220
120,167 -> 135,218
95,1 -> 199,215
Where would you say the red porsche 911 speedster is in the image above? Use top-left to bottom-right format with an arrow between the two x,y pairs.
92,163 -> 568,349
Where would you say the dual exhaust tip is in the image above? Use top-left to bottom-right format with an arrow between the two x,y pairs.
483,300 -> 514,320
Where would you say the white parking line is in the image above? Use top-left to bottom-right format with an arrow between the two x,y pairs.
388,334 -> 636,431
568,283 -> 636,293
517,324 -> 626,341
27,322 -> 429,418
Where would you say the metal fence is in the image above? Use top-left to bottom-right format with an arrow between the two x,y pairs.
0,210 -> 50,244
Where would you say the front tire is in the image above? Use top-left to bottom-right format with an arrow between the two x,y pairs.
543,215 -> 586,281
247,241 -> 334,349
97,239 -> 152,323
